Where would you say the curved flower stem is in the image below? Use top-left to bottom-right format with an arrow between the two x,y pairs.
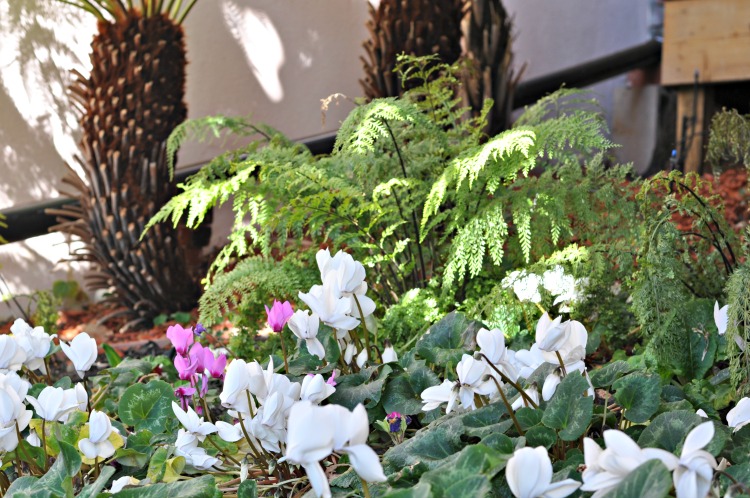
15,422 -> 42,475
0,469 -> 9,494
353,294 -> 383,363
90,384 -> 111,410
489,377 -> 524,436
534,303 -> 547,315
278,331 -> 289,374
201,397 -> 213,424
360,478 -> 372,498
236,412 -> 264,465
478,353 -> 538,409
554,351 -> 568,377
206,435 -> 241,466
83,376 -> 93,415
41,420 -> 49,471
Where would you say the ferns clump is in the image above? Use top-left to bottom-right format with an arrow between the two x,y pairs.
631,171 -> 737,379
727,261 -> 750,395
148,55 -> 648,336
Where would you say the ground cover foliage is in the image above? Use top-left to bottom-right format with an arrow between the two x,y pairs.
5,58 -> 750,497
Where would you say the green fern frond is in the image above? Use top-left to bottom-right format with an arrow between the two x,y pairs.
199,256 -> 319,326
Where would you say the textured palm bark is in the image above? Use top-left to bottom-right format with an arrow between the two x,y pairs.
50,11 -> 201,330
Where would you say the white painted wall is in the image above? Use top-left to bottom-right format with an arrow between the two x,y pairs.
0,0 -> 658,317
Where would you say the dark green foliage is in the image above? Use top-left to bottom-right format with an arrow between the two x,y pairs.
148,56 -> 645,344
631,171 -> 737,379
727,262 -> 750,395
706,108 -> 750,170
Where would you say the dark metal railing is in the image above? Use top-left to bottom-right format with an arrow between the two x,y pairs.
0,39 -> 661,244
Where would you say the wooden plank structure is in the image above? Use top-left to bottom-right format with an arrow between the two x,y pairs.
662,0 -> 750,172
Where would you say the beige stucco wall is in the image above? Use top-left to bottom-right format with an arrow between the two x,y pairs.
0,0 -> 655,318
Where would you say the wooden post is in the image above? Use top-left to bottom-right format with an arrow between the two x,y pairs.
675,86 -> 707,173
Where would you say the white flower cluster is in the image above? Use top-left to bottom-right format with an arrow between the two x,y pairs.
420,312 -> 593,413
0,320 -> 117,461
503,266 -> 588,312
216,356 -> 385,497
293,249 -> 388,367
505,421 -> 718,498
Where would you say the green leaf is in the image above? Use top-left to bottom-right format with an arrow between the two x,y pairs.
382,360 -> 441,415
515,407 -> 543,431
542,371 -> 594,440
589,360 -> 634,388
6,441 -> 82,498
328,366 -> 389,410
414,312 -> 483,365
77,466 -> 116,498
102,343 -> 123,367
147,447 -> 168,482
238,480 -> 258,498
637,410 -> 702,452
612,373 -> 661,423
153,314 -> 168,326
605,459 -> 672,498
112,474 -> 217,497
418,444 -> 505,498
102,358 -> 153,377
525,425 -> 558,449
118,380 -> 174,433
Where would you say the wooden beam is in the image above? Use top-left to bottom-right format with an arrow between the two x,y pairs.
663,0 -> 750,85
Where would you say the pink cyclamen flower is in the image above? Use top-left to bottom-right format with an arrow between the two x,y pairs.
189,343 -> 206,374
265,300 -> 294,333
204,349 -> 227,379
166,324 -> 194,356
174,355 -> 198,382
174,386 -> 196,411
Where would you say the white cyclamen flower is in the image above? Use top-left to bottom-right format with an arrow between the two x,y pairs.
26,386 -> 80,422
455,354 -> 495,411
215,421 -> 244,443
343,342 -> 357,365
58,383 -> 88,423
714,301 -> 728,336
540,320 -> 587,365
10,319 -> 53,373
420,379 -> 456,412
109,476 -> 140,493
172,402 -> 217,441
511,386 -> 541,411
356,349 -> 368,369
727,397 -> 750,432
581,430 -> 678,497
300,374 -> 335,404
715,301 -> 746,351
288,310 -> 325,360
60,332 -> 98,378
0,378 -> 32,452
78,410 -> 116,460
477,327 -> 519,382
673,422 -> 717,498
299,279 -> 360,332
382,344 -> 398,364
506,446 -> 580,498
0,335 -> 26,372
513,344 -> 546,380
535,313 -> 566,352
283,401 -> 385,498
174,429 -> 221,470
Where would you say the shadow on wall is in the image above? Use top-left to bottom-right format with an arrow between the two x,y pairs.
181,0 -> 366,165
0,0 -> 95,209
